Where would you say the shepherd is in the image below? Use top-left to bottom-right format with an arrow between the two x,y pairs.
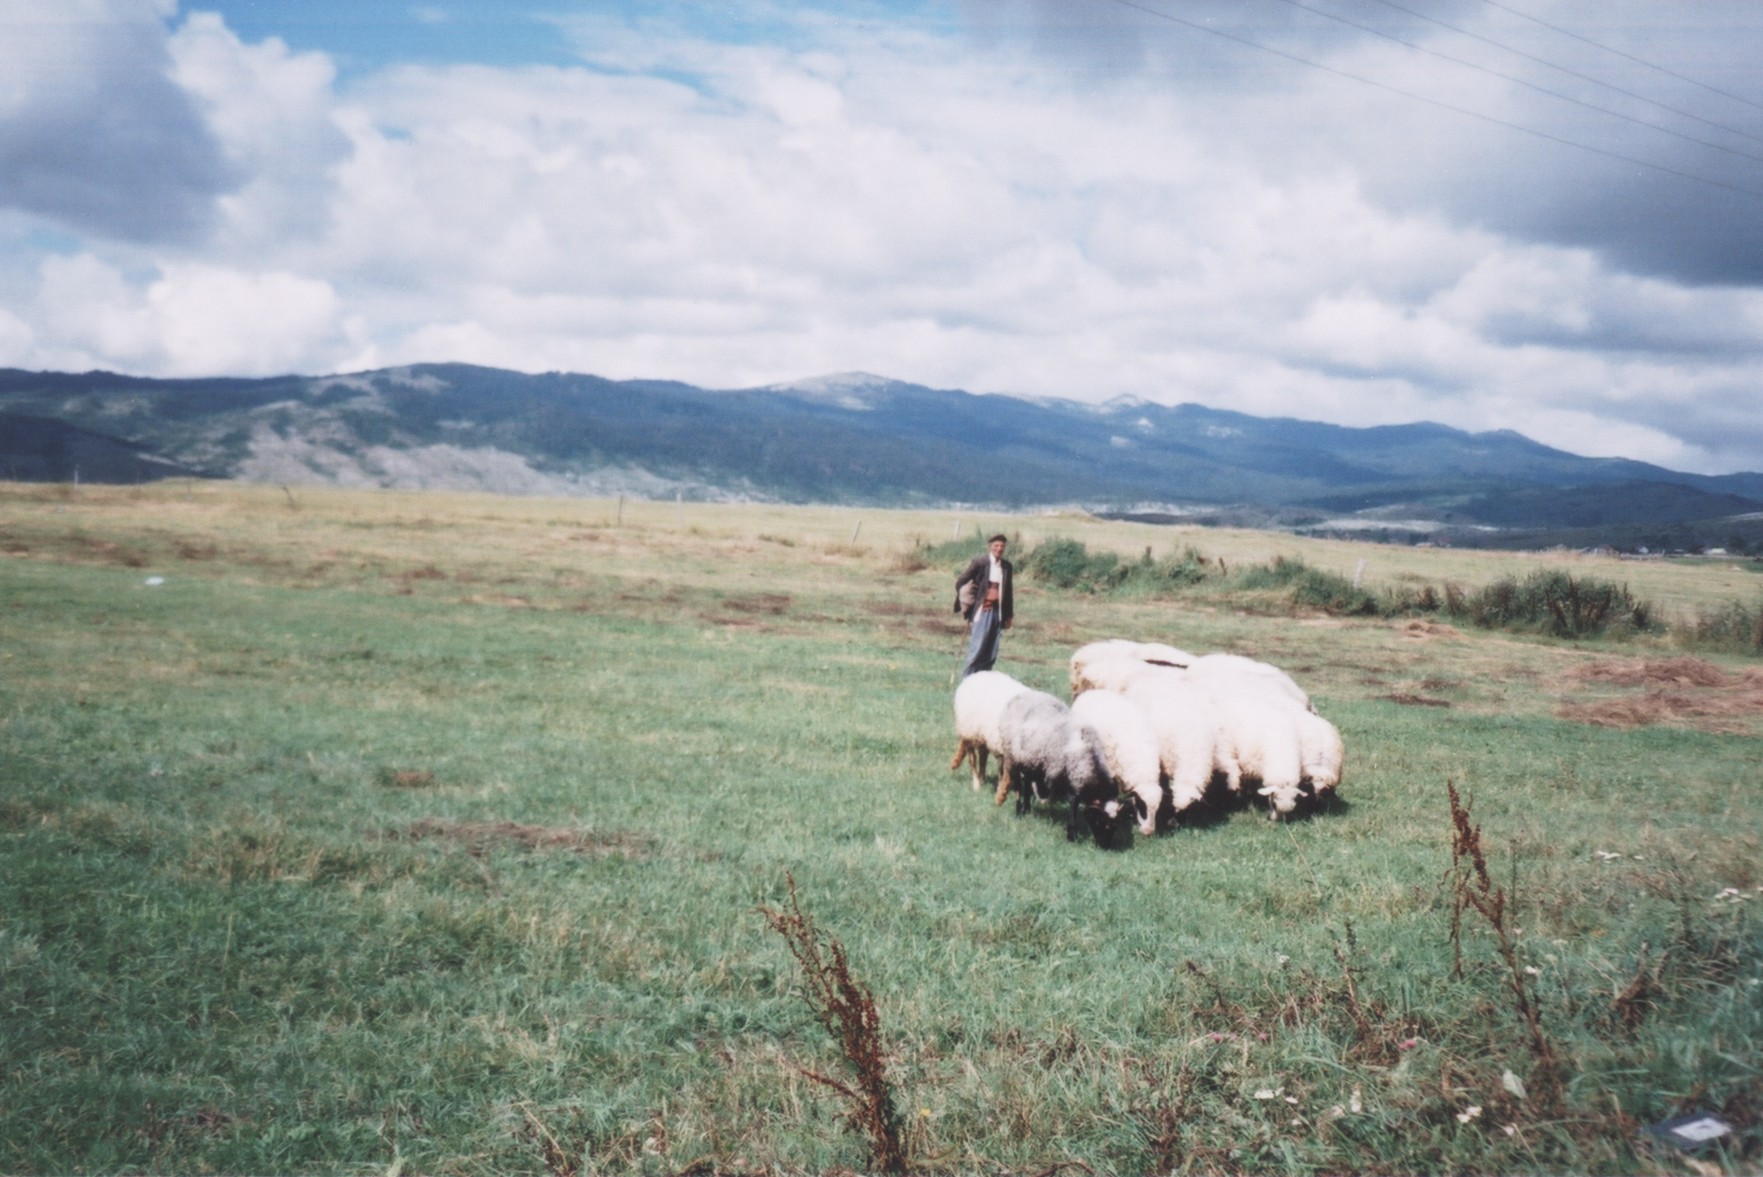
954,533 -> 1014,679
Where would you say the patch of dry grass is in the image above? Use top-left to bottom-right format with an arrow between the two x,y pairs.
1556,656 -> 1763,734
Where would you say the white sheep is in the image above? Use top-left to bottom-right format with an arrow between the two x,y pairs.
1071,688 -> 1167,836
1200,684 -> 1309,818
1294,706 -> 1345,804
1069,639 -> 1193,695
1070,652 -> 1179,697
1184,653 -> 1312,712
1122,675 -> 1229,818
995,688 -> 1126,845
949,670 -> 1029,791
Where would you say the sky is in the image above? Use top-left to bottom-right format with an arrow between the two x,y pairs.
2,1 -> 1763,475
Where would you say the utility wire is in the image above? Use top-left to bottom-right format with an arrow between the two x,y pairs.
1263,0 -> 1763,168
1097,0 -> 1763,202
1477,0 -> 1763,117
1368,0 -> 1763,151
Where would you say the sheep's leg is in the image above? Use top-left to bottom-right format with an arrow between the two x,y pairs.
994,759 -> 1013,807
949,739 -> 972,773
972,745 -> 988,791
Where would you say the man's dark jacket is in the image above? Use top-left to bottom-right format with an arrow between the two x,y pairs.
954,554 -> 1013,625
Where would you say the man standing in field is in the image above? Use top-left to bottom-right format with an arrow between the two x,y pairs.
955,533 -> 1014,678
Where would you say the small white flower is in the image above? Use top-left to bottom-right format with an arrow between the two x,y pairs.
1253,1088 -> 1279,1100
1350,1087 -> 1363,1114
1595,850 -> 1621,861
1503,1124 -> 1517,1137
1523,965 -> 1541,976
1456,1105 -> 1483,1124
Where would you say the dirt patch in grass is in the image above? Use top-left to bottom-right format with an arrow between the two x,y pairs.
1400,619 -> 1462,640
462,593 -> 534,609
720,592 -> 793,615
1557,656 -> 1763,734
73,535 -> 150,567
392,818 -> 656,859
1571,655 -> 1740,689
1380,693 -> 1453,708
376,768 -> 437,788
869,599 -> 936,617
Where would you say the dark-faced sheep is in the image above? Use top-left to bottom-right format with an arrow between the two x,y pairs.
995,688 -> 1126,846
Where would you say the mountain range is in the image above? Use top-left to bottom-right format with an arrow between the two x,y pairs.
3,363 -> 1761,552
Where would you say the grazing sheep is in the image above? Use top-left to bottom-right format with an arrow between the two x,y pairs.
1069,639 -> 1193,695
949,670 -> 1030,791
1293,706 -> 1345,804
1070,652 -> 1179,697
1184,653 -> 1312,712
1203,685 -> 1306,818
1071,688 -> 1168,836
1121,676 -> 1229,818
996,689 -> 1126,845
1061,640 -> 1340,824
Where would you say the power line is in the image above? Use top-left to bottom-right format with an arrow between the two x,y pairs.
1367,0 -> 1763,151
1262,0 -> 1763,169
1097,0 -> 1763,202
1477,0 -> 1763,117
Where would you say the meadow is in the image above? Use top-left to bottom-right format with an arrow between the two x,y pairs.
1,480 -> 1759,1176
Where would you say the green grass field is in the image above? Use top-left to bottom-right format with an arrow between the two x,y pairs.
1,482 -> 1759,1175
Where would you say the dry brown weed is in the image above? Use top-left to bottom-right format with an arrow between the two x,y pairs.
1557,656 -> 1763,733
1400,619 -> 1463,639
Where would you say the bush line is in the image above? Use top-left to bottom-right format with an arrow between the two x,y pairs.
924,534 -> 1763,653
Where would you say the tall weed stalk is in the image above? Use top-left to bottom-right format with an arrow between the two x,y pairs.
759,875 -> 907,1175
1446,781 -> 1561,1105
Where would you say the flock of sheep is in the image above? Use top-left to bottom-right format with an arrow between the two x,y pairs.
949,639 -> 1345,847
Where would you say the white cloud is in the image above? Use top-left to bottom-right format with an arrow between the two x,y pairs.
1,1 -> 1761,473
169,12 -> 348,249
36,253 -> 350,375
0,0 -> 233,242
0,304 -> 33,362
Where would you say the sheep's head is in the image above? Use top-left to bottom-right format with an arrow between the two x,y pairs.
1129,785 -> 1175,836
1083,796 -> 1129,848
1129,791 -> 1152,835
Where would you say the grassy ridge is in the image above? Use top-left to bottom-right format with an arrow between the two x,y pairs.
1,482 -> 1759,1174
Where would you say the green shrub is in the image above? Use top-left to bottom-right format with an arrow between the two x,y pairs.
1228,554 -> 1311,592
1013,540 -> 1217,596
1680,595 -> 1763,655
1381,582 -> 1443,615
1447,570 -> 1655,639
1287,566 -> 1381,615
1113,545 -> 1213,595
1227,555 -> 1381,616
914,532 -> 1007,567
1019,538 -> 1127,593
